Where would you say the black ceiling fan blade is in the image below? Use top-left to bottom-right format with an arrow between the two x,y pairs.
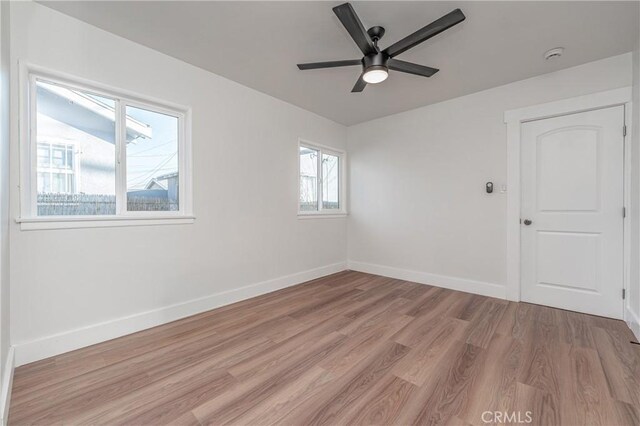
383,9 -> 465,58
297,59 -> 362,70
333,3 -> 377,56
351,74 -> 367,92
388,59 -> 439,77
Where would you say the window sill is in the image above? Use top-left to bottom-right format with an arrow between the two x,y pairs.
297,213 -> 348,220
16,215 -> 195,231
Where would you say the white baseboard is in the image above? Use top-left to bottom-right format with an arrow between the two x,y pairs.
347,260 -> 506,300
13,262 -> 347,367
625,305 -> 640,342
0,347 -> 14,426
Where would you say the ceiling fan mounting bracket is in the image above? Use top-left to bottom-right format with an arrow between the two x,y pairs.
367,26 -> 386,42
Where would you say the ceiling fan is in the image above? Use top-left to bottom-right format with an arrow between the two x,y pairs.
297,3 -> 465,92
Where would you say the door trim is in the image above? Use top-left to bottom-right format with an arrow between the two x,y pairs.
504,87 -> 632,318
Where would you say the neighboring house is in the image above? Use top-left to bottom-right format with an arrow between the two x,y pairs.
142,172 -> 179,204
127,172 -> 179,208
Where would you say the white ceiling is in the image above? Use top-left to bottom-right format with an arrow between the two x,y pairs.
40,1 -> 639,125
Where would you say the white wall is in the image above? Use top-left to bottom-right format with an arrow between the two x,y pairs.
629,48 -> 640,339
348,53 -> 632,298
0,0 -> 12,421
9,2 -> 347,365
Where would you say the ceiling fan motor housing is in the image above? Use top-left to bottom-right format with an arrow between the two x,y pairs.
363,52 -> 389,71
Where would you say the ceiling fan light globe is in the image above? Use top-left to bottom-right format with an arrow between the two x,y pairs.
363,67 -> 388,84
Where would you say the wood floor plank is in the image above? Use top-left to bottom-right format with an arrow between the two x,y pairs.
562,344 -> 618,426
556,310 -> 596,349
226,315 -> 350,382
458,333 -> 523,425
404,286 -> 451,318
339,297 -> 412,336
319,313 -> 412,376
396,341 -> 486,425
463,299 -> 509,348
454,293 -> 487,321
228,365 -> 334,426
495,301 -> 532,340
65,367 -> 236,425
391,316 -> 468,386
511,382 -> 560,426
611,399 -> 640,426
591,326 -> 640,406
191,332 -> 347,425
276,341 -> 410,426
9,271 -> 640,426
339,374 -> 417,425
516,315 -> 562,398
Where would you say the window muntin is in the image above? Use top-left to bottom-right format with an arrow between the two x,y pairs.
298,142 -> 344,215
27,73 -> 189,221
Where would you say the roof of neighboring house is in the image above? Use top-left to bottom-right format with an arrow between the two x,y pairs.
143,172 -> 178,190
144,179 -> 168,190
37,81 -> 152,144
154,172 -> 179,180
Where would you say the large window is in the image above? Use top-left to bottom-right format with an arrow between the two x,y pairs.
298,141 -> 345,216
20,69 -> 192,229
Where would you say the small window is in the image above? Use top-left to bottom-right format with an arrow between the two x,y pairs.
20,69 -> 193,229
298,141 -> 345,216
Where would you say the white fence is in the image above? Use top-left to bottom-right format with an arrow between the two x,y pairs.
37,193 -> 178,215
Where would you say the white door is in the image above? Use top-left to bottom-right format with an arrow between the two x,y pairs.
521,106 -> 625,319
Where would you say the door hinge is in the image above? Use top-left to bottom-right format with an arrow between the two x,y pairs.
623,207 -> 626,218
623,288 -> 626,299
623,125 -> 627,137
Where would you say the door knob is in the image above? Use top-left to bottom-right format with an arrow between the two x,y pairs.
523,219 -> 533,226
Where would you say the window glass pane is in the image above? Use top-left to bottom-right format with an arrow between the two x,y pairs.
125,106 -> 179,211
66,147 -> 74,169
36,80 -> 116,215
299,146 -> 318,211
52,173 -> 66,193
37,145 -> 50,167
52,146 -> 65,168
37,172 -> 50,193
322,153 -> 340,210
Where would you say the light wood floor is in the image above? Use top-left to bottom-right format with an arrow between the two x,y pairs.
9,271 -> 640,425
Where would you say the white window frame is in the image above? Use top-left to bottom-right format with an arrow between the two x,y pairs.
297,139 -> 347,218
17,64 -> 194,230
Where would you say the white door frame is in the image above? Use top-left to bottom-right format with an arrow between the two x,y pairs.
504,87 -> 632,317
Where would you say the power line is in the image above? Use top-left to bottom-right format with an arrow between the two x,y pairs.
128,138 -> 177,156
127,154 -> 174,158
126,152 -> 177,186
